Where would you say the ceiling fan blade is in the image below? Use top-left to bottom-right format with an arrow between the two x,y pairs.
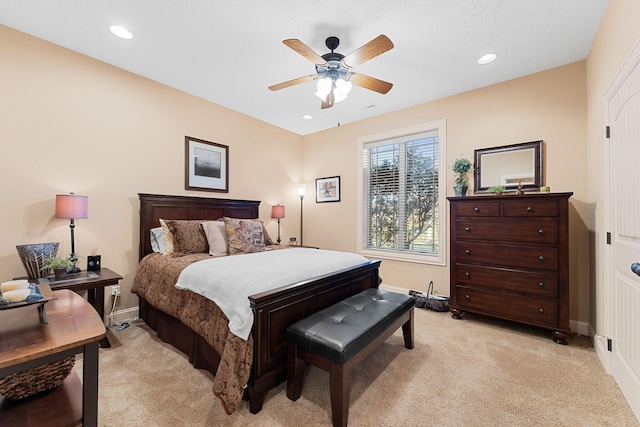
350,73 -> 393,94
268,75 -> 316,91
321,90 -> 335,109
283,39 -> 327,65
340,34 -> 394,69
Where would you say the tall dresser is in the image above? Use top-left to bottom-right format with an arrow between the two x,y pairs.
447,193 -> 572,344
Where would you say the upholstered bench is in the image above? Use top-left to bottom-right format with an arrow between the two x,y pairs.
285,288 -> 415,427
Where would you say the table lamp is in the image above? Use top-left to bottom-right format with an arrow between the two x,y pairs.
55,193 -> 88,274
271,205 -> 285,245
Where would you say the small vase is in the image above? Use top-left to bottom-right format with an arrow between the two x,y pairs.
453,183 -> 468,197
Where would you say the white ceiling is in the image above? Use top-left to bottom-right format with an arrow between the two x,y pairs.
0,1 -> 608,136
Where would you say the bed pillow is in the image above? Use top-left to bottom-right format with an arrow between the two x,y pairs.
261,221 -> 276,246
150,227 -> 166,254
159,219 -> 174,255
202,220 -> 228,256
224,217 -> 266,254
161,219 -> 208,255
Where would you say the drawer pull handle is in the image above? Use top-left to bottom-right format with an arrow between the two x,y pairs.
465,227 -> 471,232
538,255 -> 545,261
538,229 -> 544,234
526,207 -> 533,212
539,308 -> 545,313
538,282 -> 544,287
465,249 -> 471,255
465,272 -> 470,277
465,294 -> 470,300
632,262 -> 640,276
474,207 -> 480,212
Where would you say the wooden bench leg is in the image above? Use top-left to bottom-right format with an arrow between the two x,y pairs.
329,361 -> 351,427
402,308 -> 414,349
287,344 -> 306,401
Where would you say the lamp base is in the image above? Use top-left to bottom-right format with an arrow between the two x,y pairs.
69,253 -> 80,274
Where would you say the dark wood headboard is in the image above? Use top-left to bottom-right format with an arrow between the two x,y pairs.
138,193 -> 261,260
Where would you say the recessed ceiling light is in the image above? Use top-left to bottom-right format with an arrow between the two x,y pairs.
109,25 -> 133,40
477,53 -> 498,65
302,114 -> 313,120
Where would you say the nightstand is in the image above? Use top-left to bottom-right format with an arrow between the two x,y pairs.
36,268 -> 123,348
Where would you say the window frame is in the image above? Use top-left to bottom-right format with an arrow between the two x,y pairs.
356,120 -> 447,265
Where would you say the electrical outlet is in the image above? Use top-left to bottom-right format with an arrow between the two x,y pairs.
111,285 -> 121,296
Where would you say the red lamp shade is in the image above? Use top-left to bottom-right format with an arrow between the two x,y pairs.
271,205 -> 285,219
55,194 -> 88,219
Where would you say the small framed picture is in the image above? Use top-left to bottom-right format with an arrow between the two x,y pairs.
185,136 -> 229,192
316,176 -> 341,203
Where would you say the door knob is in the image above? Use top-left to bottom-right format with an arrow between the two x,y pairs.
632,262 -> 640,277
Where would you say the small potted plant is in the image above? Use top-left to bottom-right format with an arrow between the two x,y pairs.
41,257 -> 74,280
452,157 -> 472,196
489,185 -> 506,195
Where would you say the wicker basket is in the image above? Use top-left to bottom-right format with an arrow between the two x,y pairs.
409,289 -> 428,308
409,281 -> 450,312
0,356 -> 75,400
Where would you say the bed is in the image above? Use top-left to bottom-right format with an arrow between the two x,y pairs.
133,193 -> 381,414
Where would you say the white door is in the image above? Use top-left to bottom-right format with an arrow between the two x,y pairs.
606,40 -> 640,420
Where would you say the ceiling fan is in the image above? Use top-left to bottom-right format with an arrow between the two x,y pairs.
268,35 -> 394,109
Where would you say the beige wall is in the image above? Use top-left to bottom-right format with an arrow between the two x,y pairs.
302,62 -> 589,326
0,25 -> 303,313
586,1 -> 640,335
8,9 -> 632,331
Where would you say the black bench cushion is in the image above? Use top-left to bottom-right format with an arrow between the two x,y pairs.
285,288 -> 414,365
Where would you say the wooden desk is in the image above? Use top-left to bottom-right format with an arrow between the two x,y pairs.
37,268 -> 123,348
0,290 -> 105,427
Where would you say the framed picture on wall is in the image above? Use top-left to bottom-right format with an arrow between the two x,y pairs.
315,176 -> 340,203
185,136 -> 229,192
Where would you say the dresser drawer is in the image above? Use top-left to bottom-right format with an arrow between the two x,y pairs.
455,286 -> 558,326
454,201 -> 500,217
456,242 -> 559,271
456,219 -> 559,244
503,199 -> 559,217
455,264 -> 558,297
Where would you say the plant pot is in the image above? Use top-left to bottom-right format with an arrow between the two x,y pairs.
453,183 -> 468,197
53,268 -> 67,280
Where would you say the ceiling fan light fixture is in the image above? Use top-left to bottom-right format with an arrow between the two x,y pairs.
335,78 -> 353,96
314,77 -> 332,100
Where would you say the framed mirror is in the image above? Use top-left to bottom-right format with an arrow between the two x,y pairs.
473,140 -> 543,193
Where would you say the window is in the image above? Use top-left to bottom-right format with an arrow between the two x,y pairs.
358,121 -> 446,264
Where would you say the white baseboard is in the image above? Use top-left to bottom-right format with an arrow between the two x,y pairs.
570,319 -> 589,336
104,306 -> 139,327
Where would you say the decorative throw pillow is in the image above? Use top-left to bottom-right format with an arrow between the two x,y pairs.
159,219 -> 174,255
261,221 -> 276,246
202,220 -> 228,256
224,217 -> 266,254
162,219 -> 208,255
150,227 -> 165,253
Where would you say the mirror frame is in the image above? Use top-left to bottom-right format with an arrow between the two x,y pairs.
473,140 -> 544,193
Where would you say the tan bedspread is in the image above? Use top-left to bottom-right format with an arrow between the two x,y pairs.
132,253 -> 253,414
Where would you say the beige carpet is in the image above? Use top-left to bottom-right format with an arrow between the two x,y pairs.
77,309 -> 639,426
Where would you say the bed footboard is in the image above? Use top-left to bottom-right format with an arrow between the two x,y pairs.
246,259 -> 381,413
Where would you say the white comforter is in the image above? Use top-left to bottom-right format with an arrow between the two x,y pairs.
175,248 -> 370,340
